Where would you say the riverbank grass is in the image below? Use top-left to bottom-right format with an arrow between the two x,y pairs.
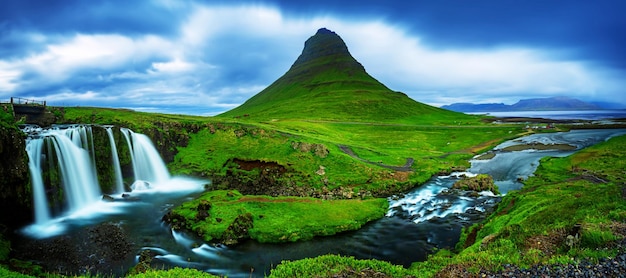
167,190 -> 388,244
269,254 -> 412,277
409,134 -> 626,275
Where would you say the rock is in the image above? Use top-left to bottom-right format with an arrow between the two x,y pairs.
222,213 -> 254,245
453,174 -> 499,194
12,222 -> 135,277
291,141 -> 329,158
102,194 -> 115,202
195,200 -> 212,221
0,125 -> 32,227
316,165 -> 326,175
480,233 -> 498,250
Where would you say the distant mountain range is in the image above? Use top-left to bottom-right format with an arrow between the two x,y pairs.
441,97 -> 608,112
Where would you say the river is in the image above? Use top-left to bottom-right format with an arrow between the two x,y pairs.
14,128 -> 626,277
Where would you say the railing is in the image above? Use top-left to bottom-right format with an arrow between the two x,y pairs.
10,97 -> 46,107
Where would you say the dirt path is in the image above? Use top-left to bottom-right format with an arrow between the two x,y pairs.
338,145 -> 414,172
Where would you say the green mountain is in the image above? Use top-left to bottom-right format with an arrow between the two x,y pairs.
219,28 -> 468,124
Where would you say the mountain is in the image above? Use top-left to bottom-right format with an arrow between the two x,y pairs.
441,97 -> 602,112
219,28 -> 468,124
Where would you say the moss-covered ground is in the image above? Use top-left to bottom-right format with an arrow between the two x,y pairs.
167,190 -> 388,244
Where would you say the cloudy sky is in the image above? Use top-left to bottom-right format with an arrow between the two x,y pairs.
2,0 -> 625,115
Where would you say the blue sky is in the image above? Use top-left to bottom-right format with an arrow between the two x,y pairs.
2,0 -> 625,115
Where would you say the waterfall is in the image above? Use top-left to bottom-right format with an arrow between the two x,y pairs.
121,128 -> 170,187
48,131 -> 102,211
25,138 -> 50,224
24,126 -> 102,217
106,127 -> 125,193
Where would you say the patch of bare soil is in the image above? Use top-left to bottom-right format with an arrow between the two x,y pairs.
501,143 -> 577,151
524,230 -> 567,257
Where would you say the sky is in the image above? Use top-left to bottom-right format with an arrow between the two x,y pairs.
1,0 -> 625,115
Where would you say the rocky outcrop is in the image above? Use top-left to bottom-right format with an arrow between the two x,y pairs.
291,141 -> 329,158
453,174 -> 499,194
222,213 -> 253,245
0,125 -> 32,226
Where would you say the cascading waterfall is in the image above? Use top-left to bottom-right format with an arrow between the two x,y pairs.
106,127 -> 125,193
121,128 -> 170,188
21,124 -> 206,241
23,125 -> 102,223
25,137 -> 50,224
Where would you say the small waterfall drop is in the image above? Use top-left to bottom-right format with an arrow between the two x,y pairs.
121,128 -> 170,187
106,127 -> 125,193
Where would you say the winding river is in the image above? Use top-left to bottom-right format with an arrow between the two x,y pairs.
15,128 -> 626,277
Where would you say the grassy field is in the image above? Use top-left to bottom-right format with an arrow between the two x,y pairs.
60,106 -> 522,194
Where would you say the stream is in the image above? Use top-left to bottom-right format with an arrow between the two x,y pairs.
14,127 -> 626,277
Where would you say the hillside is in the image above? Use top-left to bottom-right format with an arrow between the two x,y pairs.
219,28 -> 469,124
442,96 -> 602,112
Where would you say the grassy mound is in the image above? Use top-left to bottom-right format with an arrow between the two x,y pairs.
165,190 -> 388,244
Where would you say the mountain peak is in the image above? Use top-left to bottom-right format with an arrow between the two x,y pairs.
289,28 -> 365,73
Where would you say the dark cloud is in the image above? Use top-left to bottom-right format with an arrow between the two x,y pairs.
0,0 -> 186,37
270,0 -> 626,69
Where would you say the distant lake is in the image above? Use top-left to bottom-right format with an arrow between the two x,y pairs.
468,110 -> 626,120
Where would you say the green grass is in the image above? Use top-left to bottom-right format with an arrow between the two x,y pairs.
61,107 -> 212,131
170,119 -> 522,194
268,254 -> 412,278
167,190 -> 388,243
0,267 -> 35,278
126,267 -> 218,278
1,104 -> 17,130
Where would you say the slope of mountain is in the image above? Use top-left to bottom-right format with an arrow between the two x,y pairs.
218,28 -> 469,124
442,96 -> 602,112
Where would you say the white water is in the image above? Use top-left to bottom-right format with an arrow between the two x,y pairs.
25,138 -> 50,224
121,128 -> 170,187
386,173 -> 497,224
106,127 -> 125,193
51,133 -> 102,210
65,125 -> 98,175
